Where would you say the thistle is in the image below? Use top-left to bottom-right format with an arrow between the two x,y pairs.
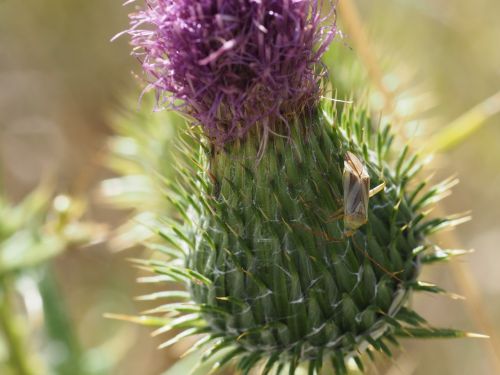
125,0 -> 335,144
120,1 -> 472,373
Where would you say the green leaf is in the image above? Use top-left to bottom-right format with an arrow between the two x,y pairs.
395,327 -> 488,339
103,313 -> 168,327
158,327 -> 202,350
421,248 -> 473,264
0,231 -> 66,276
135,290 -> 190,301
407,281 -> 464,300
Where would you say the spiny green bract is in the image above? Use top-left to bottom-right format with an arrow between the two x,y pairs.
137,99 -> 468,374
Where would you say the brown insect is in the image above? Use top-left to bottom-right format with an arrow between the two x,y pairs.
343,151 -> 385,236
296,153 -> 400,280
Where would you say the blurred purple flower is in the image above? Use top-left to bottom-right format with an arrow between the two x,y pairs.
123,0 -> 336,144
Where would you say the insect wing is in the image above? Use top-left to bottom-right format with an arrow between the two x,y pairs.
343,152 -> 370,234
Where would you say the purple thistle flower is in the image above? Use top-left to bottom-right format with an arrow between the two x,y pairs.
124,0 -> 336,144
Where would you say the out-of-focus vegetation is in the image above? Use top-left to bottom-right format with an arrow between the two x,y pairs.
0,184 -> 105,374
1,0 -> 499,374
100,97 -> 182,252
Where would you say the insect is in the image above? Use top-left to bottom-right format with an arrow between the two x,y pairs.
343,151 -> 385,236
296,153 -> 399,280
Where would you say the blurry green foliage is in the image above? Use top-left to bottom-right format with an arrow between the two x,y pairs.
0,184 -> 106,375
101,96 -> 184,251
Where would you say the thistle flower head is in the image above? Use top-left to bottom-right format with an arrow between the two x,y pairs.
126,0 -> 336,144
116,1 -> 471,374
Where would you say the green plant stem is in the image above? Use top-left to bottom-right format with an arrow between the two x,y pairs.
0,276 -> 36,375
422,90 -> 500,153
38,265 -> 85,375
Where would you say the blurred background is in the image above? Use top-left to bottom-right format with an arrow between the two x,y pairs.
0,0 -> 499,374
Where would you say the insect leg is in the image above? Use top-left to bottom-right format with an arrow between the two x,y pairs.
351,236 -> 403,282
369,181 -> 386,198
325,207 -> 344,223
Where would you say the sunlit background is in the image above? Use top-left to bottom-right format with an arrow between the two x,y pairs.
1,0 -> 499,374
